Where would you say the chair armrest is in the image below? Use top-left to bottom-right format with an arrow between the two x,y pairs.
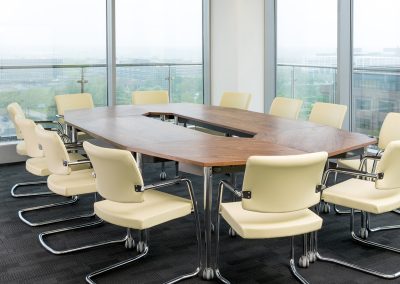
63,159 -> 91,167
134,177 -> 188,192
65,142 -> 83,151
322,167 -> 383,187
219,180 -> 242,198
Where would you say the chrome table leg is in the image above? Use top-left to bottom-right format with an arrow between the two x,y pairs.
202,166 -> 215,280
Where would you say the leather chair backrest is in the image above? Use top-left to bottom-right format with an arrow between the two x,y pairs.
55,93 -> 94,116
15,116 -> 43,158
35,125 -> 71,175
83,141 -> 144,203
131,90 -> 169,105
241,152 -> 327,213
376,140 -> 400,190
308,102 -> 347,129
378,112 -> 400,149
219,92 -> 252,110
269,97 -> 303,119
7,102 -> 25,139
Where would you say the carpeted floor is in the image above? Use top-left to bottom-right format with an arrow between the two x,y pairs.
1,161 -> 400,283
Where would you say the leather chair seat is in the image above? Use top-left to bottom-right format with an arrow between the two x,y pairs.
94,190 -> 192,230
25,152 -> 89,177
26,157 -> 51,176
16,141 -> 27,155
322,178 -> 400,214
337,158 -> 379,172
47,168 -> 96,196
220,202 -> 322,239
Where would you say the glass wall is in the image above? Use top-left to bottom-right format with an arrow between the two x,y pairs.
0,0 -> 107,139
276,0 -> 337,119
352,0 -> 400,136
0,0 -> 204,142
115,0 -> 203,105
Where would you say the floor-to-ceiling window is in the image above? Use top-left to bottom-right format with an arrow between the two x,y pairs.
352,0 -> 400,136
0,0 -> 107,139
276,0 -> 337,119
0,0 -> 205,144
115,0 -> 203,105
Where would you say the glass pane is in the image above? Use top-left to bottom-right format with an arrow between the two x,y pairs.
352,0 -> 400,136
276,0 -> 337,119
116,0 -> 203,104
116,66 -> 169,105
170,65 -> 203,103
0,0 -> 107,141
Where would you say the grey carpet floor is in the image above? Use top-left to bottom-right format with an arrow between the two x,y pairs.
1,161 -> 400,284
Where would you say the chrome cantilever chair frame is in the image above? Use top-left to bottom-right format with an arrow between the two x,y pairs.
214,180 -> 313,284
86,177 -> 202,284
18,159 -> 95,227
332,148 -> 380,214
314,167 -> 400,279
332,155 -> 400,232
39,202 -> 131,255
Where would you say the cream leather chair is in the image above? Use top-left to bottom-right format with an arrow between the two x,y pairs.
35,127 -> 131,255
220,92 -> 252,110
338,112 -> 400,172
269,97 -> 303,119
17,124 -> 91,227
214,152 -> 327,283
7,103 -> 63,197
55,93 -> 94,142
131,90 -> 169,105
83,141 -> 201,284
193,92 -> 252,137
318,141 -> 400,279
308,102 -> 347,129
55,93 -> 94,116
12,115 -> 51,196
332,112 -> 400,216
132,89 -> 172,180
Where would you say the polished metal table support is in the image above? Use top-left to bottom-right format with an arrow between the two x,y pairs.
201,166 -> 214,280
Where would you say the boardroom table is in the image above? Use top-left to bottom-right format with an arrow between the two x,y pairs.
64,103 -> 376,280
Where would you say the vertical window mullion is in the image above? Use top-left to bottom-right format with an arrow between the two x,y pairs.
337,0 -> 353,130
106,0 -> 116,106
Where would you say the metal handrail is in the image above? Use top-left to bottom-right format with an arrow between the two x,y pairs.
0,62 -> 202,70
277,63 -> 400,73
277,63 -> 337,70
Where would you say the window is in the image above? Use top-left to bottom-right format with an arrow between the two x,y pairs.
276,0 -> 337,119
115,0 -> 203,105
0,0 -> 107,139
0,0 -> 205,143
352,0 -> 400,136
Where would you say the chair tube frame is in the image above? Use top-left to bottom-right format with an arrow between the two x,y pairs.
214,180 -> 314,284
85,177 -> 202,284
316,168 -> 400,279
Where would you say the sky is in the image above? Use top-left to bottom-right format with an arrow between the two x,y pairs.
0,0 -> 203,62
277,0 -> 400,60
1,0 -> 399,63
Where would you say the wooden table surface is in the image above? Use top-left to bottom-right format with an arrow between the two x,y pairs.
64,103 -> 377,167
